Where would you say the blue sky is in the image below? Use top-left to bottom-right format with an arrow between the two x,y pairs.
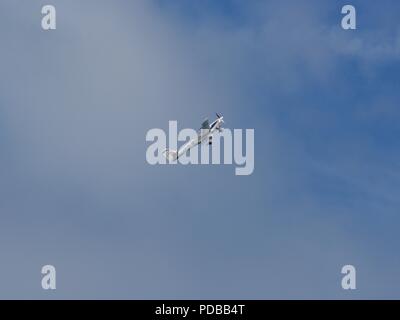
0,0 -> 399,299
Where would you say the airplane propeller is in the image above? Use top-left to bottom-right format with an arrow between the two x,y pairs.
216,113 -> 224,124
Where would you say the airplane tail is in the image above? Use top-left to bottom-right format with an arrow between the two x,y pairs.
162,149 -> 178,161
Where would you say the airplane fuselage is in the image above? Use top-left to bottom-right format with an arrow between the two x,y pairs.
177,117 -> 223,158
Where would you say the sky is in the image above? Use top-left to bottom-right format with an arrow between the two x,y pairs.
0,0 -> 399,299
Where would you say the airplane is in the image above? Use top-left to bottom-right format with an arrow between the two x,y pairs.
163,113 -> 224,161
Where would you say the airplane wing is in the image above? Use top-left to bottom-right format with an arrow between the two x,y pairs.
201,119 -> 210,130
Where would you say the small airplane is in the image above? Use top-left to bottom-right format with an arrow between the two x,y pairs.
163,113 -> 224,161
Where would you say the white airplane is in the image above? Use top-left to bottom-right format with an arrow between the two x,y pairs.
163,113 -> 224,161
